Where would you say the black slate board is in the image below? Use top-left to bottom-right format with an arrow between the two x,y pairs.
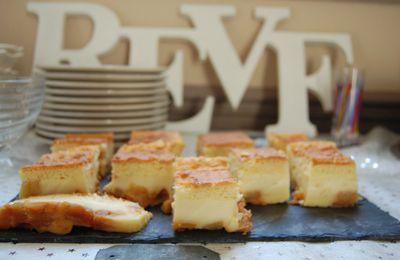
1,198 -> 400,243
3,137 -> 400,243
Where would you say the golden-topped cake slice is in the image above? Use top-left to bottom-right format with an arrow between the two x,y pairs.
19,145 -> 101,198
0,194 -> 152,234
172,157 -> 252,233
267,132 -> 309,151
51,132 -> 114,177
287,141 -> 337,187
104,144 -> 175,213
287,141 -> 358,207
229,148 -> 290,205
129,131 -> 184,156
197,131 -> 255,157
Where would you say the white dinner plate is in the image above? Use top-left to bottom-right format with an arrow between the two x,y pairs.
44,94 -> 167,104
35,127 -> 132,141
40,107 -> 168,119
38,114 -> 167,126
46,80 -> 166,89
39,65 -> 165,74
40,71 -> 165,82
45,87 -> 167,97
34,133 -> 56,144
36,120 -> 166,132
42,99 -> 169,111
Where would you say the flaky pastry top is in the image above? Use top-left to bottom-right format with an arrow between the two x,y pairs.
289,141 -> 354,165
174,156 -> 228,171
197,131 -> 254,147
129,131 -> 182,145
231,147 -> 287,161
175,169 -> 236,187
268,132 -> 308,144
21,145 -> 100,172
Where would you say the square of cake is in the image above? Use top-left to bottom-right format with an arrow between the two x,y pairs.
104,144 -> 175,213
229,148 -> 290,205
287,141 -> 358,207
19,145 -> 101,198
51,132 -> 114,177
197,131 -> 255,157
129,131 -> 184,156
267,132 -> 308,151
287,141 -> 337,188
172,157 -> 252,233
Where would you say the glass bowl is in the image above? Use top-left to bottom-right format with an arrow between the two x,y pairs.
0,76 -> 45,174
0,44 -> 23,74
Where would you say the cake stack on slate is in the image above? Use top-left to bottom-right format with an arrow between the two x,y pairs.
34,65 -> 169,145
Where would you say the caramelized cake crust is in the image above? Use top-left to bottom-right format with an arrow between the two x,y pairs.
288,141 -> 353,165
197,131 -> 255,157
51,132 -> 114,176
114,147 -> 175,164
175,169 -> 236,187
129,131 -> 184,155
174,156 -> 229,171
267,132 -> 309,151
65,132 -> 114,142
231,147 -> 287,162
36,145 -> 99,168
198,131 -> 254,147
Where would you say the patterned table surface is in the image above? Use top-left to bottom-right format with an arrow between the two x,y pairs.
0,127 -> 399,260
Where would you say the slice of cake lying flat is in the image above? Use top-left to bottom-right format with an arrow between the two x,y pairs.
52,132 -> 114,177
19,145 -> 100,198
287,141 -> 358,207
267,132 -> 309,151
229,148 -> 290,205
197,131 -> 255,157
0,194 -> 152,234
104,144 -> 175,213
172,157 -> 252,233
129,131 -> 184,156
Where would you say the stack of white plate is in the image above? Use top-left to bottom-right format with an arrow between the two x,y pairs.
35,66 -> 169,144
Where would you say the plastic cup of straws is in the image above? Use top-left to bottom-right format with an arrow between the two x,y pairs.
331,66 -> 364,147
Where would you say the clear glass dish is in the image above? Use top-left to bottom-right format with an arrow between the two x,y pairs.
0,76 -> 45,174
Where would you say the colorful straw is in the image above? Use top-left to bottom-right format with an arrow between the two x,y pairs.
332,67 -> 364,143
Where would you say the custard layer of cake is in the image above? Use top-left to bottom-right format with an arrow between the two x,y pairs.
104,144 -> 175,211
197,131 -> 255,157
229,148 -> 290,205
51,132 -> 114,177
287,141 -> 358,207
129,131 -> 184,156
172,157 -> 252,233
0,194 -> 152,234
20,145 -> 100,198
267,132 -> 309,151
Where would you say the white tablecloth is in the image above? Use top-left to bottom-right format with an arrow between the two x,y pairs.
0,128 -> 399,260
